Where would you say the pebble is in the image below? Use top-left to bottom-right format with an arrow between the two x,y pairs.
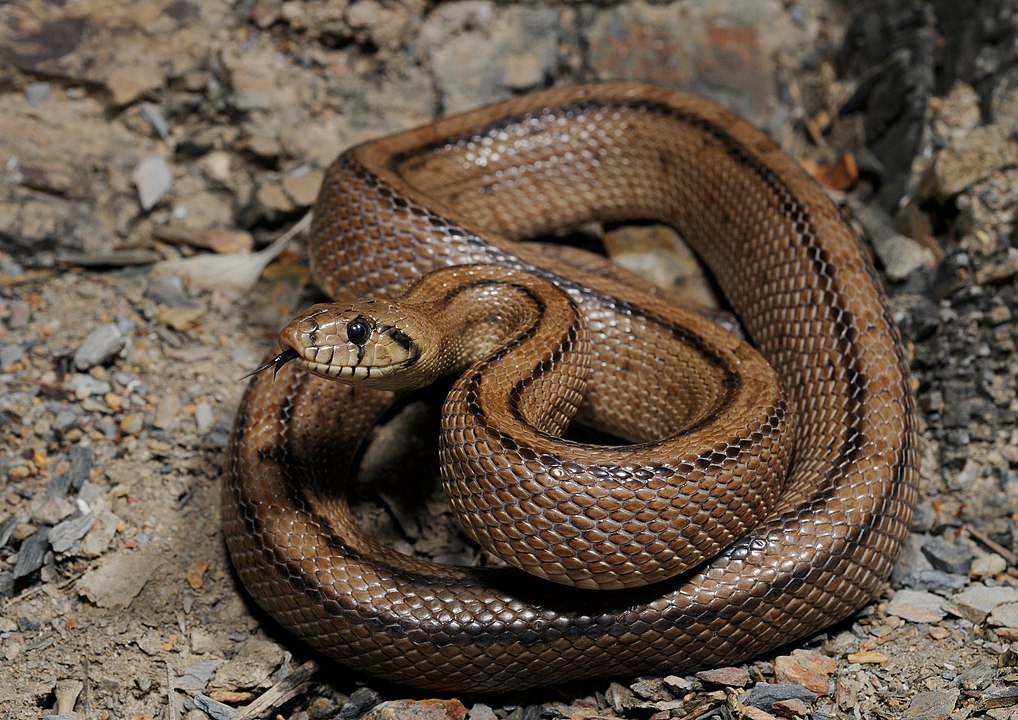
0,343 -> 25,366
66,374 -> 112,400
13,528 -> 48,579
887,588 -> 949,623
7,299 -> 31,328
175,659 -> 224,692
746,683 -> 817,710
773,650 -> 837,694
54,678 -> 83,714
695,666 -> 751,687
154,393 -> 183,430
921,536 -> 975,575
132,154 -> 173,211
49,512 -> 96,554
338,687 -> 383,719
192,695 -> 238,720
26,81 -> 51,107
901,568 -> 970,592
951,585 -> 1018,623
76,550 -> 155,608
467,704 -> 497,720
194,401 -> 214,433
139,102 -> 170,139
904,688 -> 959,719
73,323 -> 126,370
970,553 -> 1007,578
210,637 -> 285,690
363,700 -> 468,720
770,697 -> 809,718
989,602 -> 1018,629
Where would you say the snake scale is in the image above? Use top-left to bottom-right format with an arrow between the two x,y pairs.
224,83 -> 918,692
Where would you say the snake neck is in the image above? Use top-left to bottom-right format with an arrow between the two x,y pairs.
400,265 -> 589,436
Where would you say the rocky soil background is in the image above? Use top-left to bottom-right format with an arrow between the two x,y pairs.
1,0 -> 1017,718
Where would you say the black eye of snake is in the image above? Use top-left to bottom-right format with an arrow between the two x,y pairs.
346,318 -> 370,346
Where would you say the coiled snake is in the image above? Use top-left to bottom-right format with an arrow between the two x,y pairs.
224,83 -> 918,692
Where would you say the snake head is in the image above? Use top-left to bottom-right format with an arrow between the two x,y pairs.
274,301 -> 441,389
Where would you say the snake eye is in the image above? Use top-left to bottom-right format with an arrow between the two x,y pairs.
346,318 -> 371,346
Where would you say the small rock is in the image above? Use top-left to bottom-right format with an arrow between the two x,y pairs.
970,553 -> 1007,578
54,678 -> 83,714
921,536 -> 975,575
12,527 -> 49,579
154,393 -> 183,430
26,81 -> 51,107
210,637 -> 285,691
76,550 -> 156,608
696,666 -> 751,687
80,510 -> 120,557
887,589 -> 950,623
770,697 -> 809,718
139,102 -> 170,139
630,677 -> 672,701
989,602 -> 1018,629
467,704 -> 496,720
773,650 -> 837,695
8,300 -> 31,328
73,323 -> 127,370
983,686 -> 1018,710
933,123 -> 1018,199
338,687 -> 382,719
904,689 -> 959,720
133,154 -> 173,211
747,683 -> 817,710
31,495 -> 75,526
192,695 -> 238,720
363,700 -> 468,720
49,512 -> 96,554
846,651 -> 888,664
951,584 -> 1018,624
66,373 -> 112,400
175,659 -> 224,692
194,401 -> 214,433
0,343 -> 24,366
901,569 -> 970,592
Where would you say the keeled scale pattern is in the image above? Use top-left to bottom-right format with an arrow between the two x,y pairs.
223,83 -> 918,692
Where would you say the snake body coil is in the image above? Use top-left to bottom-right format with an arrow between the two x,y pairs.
224,83 -> 918,692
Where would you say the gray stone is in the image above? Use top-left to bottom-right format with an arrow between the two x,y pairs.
66,373 -> 112,399
901,569 -> 969,592
49,512 -> 96,554
73,323 -> 126,370
970,553 -> 1008,578
0,343 -> 25,366
13,527 -> 49,579
26,81 -> 51,107
887,589 -> 949,623
904,689 -> 959,719
921,535 -> 975,575
174,659 -> 223,692
989,602 -> 1018,629
746,682 -> 817,709
951,584 -> 1018,624
132,154 -> 173,211
191,695 -> 237,720
139,102 -> 170,139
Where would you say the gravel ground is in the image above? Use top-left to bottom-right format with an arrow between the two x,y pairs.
1,1 -> 1017,719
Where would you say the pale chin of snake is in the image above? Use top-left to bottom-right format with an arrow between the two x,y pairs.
224,82 -> 919,693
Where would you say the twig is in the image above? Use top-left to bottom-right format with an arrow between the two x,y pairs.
235,660 -> 319,720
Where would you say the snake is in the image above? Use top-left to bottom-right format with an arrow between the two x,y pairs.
223,83 -> 918,693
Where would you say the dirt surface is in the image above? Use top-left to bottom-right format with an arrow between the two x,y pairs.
2,1 -> 1017,719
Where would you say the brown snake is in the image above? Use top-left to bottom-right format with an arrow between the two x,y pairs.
224,83 -> 918,692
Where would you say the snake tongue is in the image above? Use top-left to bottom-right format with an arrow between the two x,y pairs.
240,348 -> 300,380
